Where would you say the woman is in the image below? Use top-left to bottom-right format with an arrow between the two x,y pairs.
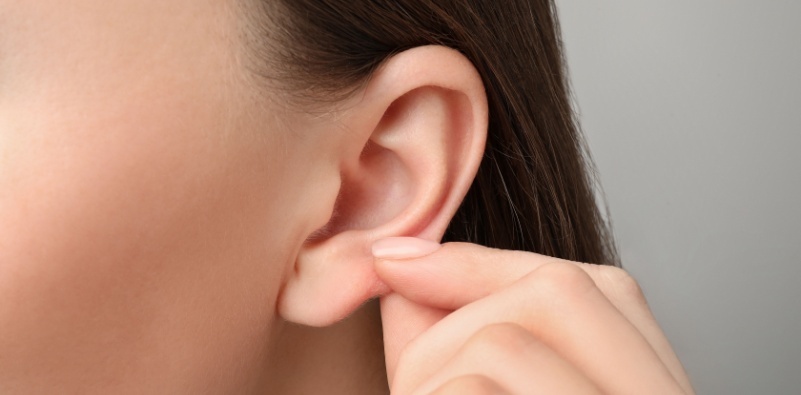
0,0 -> 693,393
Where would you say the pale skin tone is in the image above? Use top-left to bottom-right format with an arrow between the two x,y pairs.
0,1 -> 693,394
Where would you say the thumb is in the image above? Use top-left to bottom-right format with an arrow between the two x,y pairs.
372,237 -> 449,385
373,237 -> 559,310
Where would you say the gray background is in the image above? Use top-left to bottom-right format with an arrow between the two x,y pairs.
556,1 -> 801,393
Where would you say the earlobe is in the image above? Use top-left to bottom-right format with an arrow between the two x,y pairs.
277,46 -> 488,327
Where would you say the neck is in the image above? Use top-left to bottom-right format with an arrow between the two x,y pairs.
258,300 -> 389,395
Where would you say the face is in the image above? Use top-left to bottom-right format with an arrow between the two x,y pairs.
0,0 -> 325,392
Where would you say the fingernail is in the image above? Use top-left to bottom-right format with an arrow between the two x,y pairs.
371,237 -> 441,260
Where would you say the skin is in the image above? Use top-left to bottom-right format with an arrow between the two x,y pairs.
0,0 -> 385,393
0,0 -> 693,394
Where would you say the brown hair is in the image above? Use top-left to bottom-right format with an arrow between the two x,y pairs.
243,0 -> 618,266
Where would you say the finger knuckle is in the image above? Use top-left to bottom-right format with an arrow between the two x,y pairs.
602,266 -> 648,305
462,323 -> 533,361
430,374 -> 504,395
529,261 -> 597,300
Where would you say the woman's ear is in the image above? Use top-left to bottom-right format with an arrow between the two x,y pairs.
278,46 -> 488,326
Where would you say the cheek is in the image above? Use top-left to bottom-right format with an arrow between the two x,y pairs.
0,71 -> 295,392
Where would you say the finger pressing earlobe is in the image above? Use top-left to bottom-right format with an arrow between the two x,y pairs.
276,46 -> 488,327
373,240 -> 556,310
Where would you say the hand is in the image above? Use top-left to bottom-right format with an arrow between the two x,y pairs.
373,238 -> 694,395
